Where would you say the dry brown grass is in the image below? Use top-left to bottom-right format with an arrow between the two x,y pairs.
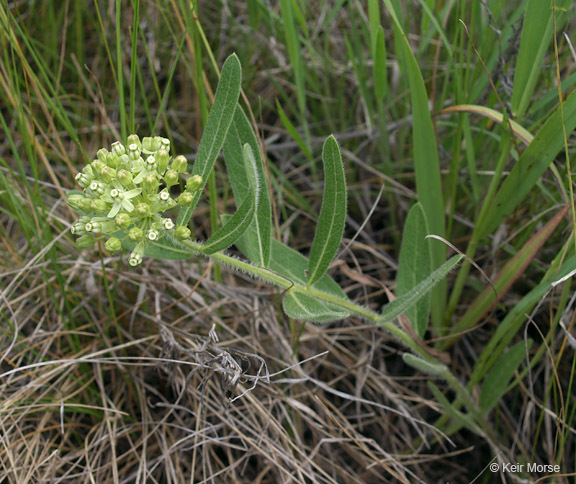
0,231 -> 486,483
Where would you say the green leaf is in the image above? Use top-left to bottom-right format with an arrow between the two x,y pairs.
511,0 -> 572,117
478,88 -> 576,239
283,291 -> 349,324
383,0 -> 446,325
373,26 -> 388,101
307,135 -> 347,286
202,145 -> 257,255
223,108 -> 272,267
379,255 -> 463,324
396,203 -> 431,338
177,53 -> 242,226
479,340 -> 530,413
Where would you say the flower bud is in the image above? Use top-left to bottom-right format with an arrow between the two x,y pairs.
71,220 -> 87,235
75,172 -> 91,188
100,166 -> 117,182
76,235 -> 96,248
175,225 -> 191,240
186,174 -> 203,192
163,169 -> 179,187
171,155 -> 188,174
96,148 -> 109,162
135,203 -> 151,217
111,141 -> 126,156
91,160 -> 105,175
117,169 -> 133,186
67,194 -> 87,210
79,198 -> 92,211
128,227 -> 144,241
156,149 -> 170,173
142,136 -> 160,153
115,213 -> 132,229
105,237 -> 122,252
90,199 -> 108,213
143,173 -> 160,196
177,191 -> 194,206
105,152 -> 120,169
127,134 -> 141,149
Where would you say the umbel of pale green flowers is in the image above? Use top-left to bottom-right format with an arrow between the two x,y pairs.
68,135 -> 201,266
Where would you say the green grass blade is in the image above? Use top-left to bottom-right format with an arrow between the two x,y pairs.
479,340 -> 531,413
383,0 -> 446,325
396,203 -> 431,338
379,255 -> 463,324
445,204 -> 569,348
223,107 -> 272,267
511,0 -> 572,118
307,135 -> 347,287
177,53 -> 242,226
374,26 -> 388,101
477,88 -> 576,239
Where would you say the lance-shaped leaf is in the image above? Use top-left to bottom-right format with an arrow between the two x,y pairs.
283,291 -> 349,324
479,339 -> 531,413
396,203 -> 431,338
177,53 -> 242,226
202,144 -> 258,255
379,255 -> 463,324
223,107 -> 272,267
307,135 -> 347,287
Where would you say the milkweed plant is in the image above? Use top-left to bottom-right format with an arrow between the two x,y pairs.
68,54 -> 478,418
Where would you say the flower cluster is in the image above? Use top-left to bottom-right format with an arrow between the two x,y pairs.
68,135 -> 201,266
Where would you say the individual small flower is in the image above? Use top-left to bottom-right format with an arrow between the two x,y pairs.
101,186 -> 142,218
111,141 -> 126,156
86,181 -> 105,198
129,242 -> 146,266
162,218 -> 175,230
127,143 -> 141,161
75,172 -> 92,188
147,229 -> 160,241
